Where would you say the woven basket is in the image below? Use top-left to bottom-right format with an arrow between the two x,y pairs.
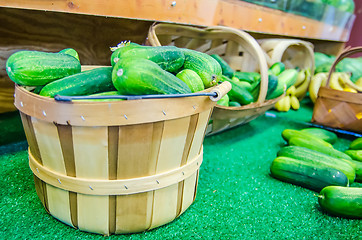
14,81 -> 230,235
147,23 -> 282,135
312,46 -> 362,133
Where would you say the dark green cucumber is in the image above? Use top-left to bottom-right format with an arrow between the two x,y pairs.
39,67 -> 115,97
176,69 -> 205,93
181,48 -> 222,88
350,137 -> 362,150
282,129 -> 333,148
300,128 -> 338,144
59,48 -> 80,61
222,75 -> 254,105
318,186 -> 362,219
110,42 -> 142,66
228,101 -> 241,107
349,159 -> 362,182
289,136 -> 353,161
75,91 -> 123,102
267,69 -> 298,99
6,49 -> 81,86
270,156 -> 349,192
344,150 -> 362,162
210,54 -> 235,78
115,45 -> 185,73
253,74 -> 278,101
232,71 -> 260,85
277,145 -> 356,183
217,94 -> 229,107
112,57 -> 191,95
268,62 -> 285,76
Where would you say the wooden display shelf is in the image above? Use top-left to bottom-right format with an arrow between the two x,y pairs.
0,0 -> 353,42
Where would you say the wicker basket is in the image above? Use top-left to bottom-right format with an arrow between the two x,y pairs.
312,46 -> 362,133
14,81 -> 230,235
147,23 -> 282,135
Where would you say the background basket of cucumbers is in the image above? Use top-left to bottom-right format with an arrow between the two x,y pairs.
148,23 -> 288,136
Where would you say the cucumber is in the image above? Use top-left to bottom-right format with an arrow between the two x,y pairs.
344,150 -> 362,162
350,137 -> 362,150
267,69 -> 298,99
268,62 -> 285,76
277,145 -> 356,183
210,54 -> 235,78
300,128 -> 338,144
282,129 -> 333,148
289,137 -> 353,161
270,156 -> 349,192
217,94 -> 229,107
228,101 -> 241,107
110,42 -> 142,66
59,48 -> 80,61
253,74 -> 278,100
39,67 -> 115,97
223,77 -> 254,105
75,91 -> 123,102
115,45 -> 185,73
6,49 -> 81,86
112,57 -> 191,95
181,48 -> 222,88
176,69 -> 205,93
349,159 -> 362,182
318,186 -> 362,219
232,71 -> 260,85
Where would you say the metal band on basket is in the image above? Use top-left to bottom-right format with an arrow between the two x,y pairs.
29,147 -> 203,196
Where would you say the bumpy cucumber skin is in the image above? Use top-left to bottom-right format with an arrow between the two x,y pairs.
226,80 -> 254,105
277,146 -> 356,183
58,48 -> 80,61
344,150 -> 362,162
318,186 -> 362,219
210,54 -> 235,78
350,137 -> 362,150
181,48 -> 222,88
289,136 -> 353,161
267,69 -> 298,99
282,129 -> 333,148
39,67 -> 115,97
270,156 -> 349,192
176,69 -> 205,93
232,71 -> 260,85
111,42 -> 142,66
300,128 -> 338,144
113,45 -> 185,73
6,50 -> 81,86
112,58 -> 191,95
349,159 -> 362,182
268,62 -> 285,76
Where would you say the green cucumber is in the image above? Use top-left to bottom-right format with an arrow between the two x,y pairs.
267,69 -> 298,99
232,71 -> 260,85
300,128 -> 338,144
289,137 -> 353,161
253,74 -> 279,101
176,69 -> 205,93
270,156 -> 349,192
277,145 -> 356,183
110,42 -> 142,66
112,57 -> 191,95
282,129 -> 333,148
350,137 -> 362,150
114,45 -> 185,73
349,159 -> 362,182
217,94 -> 229,107
181,48 -> 222,88
59,48 -> 80,61
318,186 -> 362,219
228,101 -> 241,107
268,62 -> 285,76
344,150 -> 362,162
75,91 -> 123,102
6,49 -> 81,86
39,67 -> 115,97
223,76 -> 254,105
210,54 -> 235,78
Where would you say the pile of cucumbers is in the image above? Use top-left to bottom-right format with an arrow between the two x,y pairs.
6,42 -> 225,98
212,55 -> 299,108
270,127 -> 362,218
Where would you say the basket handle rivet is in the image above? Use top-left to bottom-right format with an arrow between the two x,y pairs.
156,180 -> 160,184
42,110 -> 47,117
89,185 -> 93,190
182,171 -> 185,175
124,114 -> 128,120
171,1 -> 176,7
36,168 -> 39,173
57,179 -> 62,184
162,110 -> 166,116
192,105 -> 196,110
302,26 -> 306,30
124,185 -> 128,189
80,116 -> 85,121
258,18 -> 262,22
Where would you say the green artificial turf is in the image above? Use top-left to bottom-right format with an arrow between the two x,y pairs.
0,99 -> 361,239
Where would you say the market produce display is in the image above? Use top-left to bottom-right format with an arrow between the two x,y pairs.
270,127 -> 362,219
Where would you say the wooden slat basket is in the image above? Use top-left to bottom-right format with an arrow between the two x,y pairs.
312,46 -> 362,133
14,82 -> 230,235
147,23 -> 281,136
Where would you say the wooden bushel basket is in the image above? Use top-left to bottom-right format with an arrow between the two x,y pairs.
14,82 -> 230,235
147,23 -> 282,136
312,46 -> 362,133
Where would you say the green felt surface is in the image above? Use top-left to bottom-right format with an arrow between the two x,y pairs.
0,99 -> 361,239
